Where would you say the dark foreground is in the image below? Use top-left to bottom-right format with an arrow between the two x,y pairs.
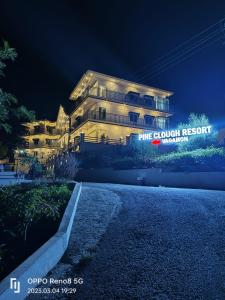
28,183 -> 225,300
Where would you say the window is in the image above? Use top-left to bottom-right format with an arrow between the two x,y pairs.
46,139 -> 52,145
98,85 -> 106,97
46,126 -> 54,134
34,126 -> 40,133
143,95 -> 154,107
155,97 -> 169,111
144,115 -> 153,125
126,92 -> 140,104
155,117 -> 166,129
89,81 -> 98,96
99,107 -> 106,119
33,151 -> 38,156
129,112 -> 139,123
33,138 -> 39,145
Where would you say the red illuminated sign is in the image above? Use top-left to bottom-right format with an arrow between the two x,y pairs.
151,139 -> 161,145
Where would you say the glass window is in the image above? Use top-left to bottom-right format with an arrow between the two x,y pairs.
34,126 -> 40,133
46,126 -> 54,134
155,97 -> 169,111
129,112 -> 139,123
33,139 -> 39,145
144,115 -> 153,125
126,92 -> 140,103
143,95 -> 154,107
99,107 -> 106,119
99,85 -> 106,97
46,139 -> 51,145
156,117 -> 166,129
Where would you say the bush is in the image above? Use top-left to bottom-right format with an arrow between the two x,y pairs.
19,155 -> 45,178
0,183 -> 73,279
177,113 -> 216,151
54,152 -> 79,178
0,183 -> 71,241
153,147 -> 225,171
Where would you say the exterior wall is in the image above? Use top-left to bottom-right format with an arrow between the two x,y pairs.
77,168 -> 225,191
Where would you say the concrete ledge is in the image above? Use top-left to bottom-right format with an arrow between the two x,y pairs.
0,182 -> 82,300
78,168 -> 225,190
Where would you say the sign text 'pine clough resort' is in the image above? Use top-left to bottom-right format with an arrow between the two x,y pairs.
138,125 -> 212,145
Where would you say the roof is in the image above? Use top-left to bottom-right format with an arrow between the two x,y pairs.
22,120 -> 56,127
69,70 -> 173,100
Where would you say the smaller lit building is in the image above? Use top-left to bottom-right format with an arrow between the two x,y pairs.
15,106 -> 69,164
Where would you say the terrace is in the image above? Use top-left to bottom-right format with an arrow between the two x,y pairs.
73,86 -> 170,113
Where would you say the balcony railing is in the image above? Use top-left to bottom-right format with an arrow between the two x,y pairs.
24,128 -> 63,136
72,110 -> 160,131
76,86 -> 170,112
20,142 -> 59,149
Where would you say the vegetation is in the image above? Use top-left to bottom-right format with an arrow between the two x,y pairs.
0,41 -> 35,159
54,152 -> 79,179
153,146 -> 225,171
110,114 -> 222,171
20,154 -> 46,179
177,113 -> 216,151
0,182 -> 73,279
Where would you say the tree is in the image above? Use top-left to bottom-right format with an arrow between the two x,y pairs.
20,154 -> 45,179
54,152 -> 79,179
177,113 -> 216,151
0,41 -> 35,158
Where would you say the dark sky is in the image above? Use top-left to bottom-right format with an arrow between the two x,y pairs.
0,0 -> 225,126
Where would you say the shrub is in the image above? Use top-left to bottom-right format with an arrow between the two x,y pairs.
54,152 -> 79,179
0,183 -> 72,279
19,155 -> 45,178
0,183 -> 71,241
177,113 -> 216,151
154,147 -> 225,171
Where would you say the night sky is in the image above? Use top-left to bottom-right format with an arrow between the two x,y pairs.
0,0 -> 225,126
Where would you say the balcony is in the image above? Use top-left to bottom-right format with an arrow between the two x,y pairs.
75,86 -> 170,113
20,142 -> 59,149
72,110 -> 161,131
24,128 -> 63,136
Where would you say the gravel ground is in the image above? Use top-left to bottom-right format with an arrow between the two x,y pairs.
74,183 -> 225,300
27,185 -> 121,300
28,183 -> 225,300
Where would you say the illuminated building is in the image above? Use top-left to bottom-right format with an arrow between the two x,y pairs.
68,70 -> 173,149
16,71 -> 173,163
15,106 -> 69,163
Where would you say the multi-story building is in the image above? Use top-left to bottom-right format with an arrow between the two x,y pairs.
15,106 -> 69,164
68,70 -> 172,148
16,71 -> 173,164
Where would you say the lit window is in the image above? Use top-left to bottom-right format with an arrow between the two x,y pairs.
156,117 -> 166,129
155,97 -> 169,111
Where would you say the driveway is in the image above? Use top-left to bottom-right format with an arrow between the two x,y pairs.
75,183 -> 225,299
29,183 -> 225,299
